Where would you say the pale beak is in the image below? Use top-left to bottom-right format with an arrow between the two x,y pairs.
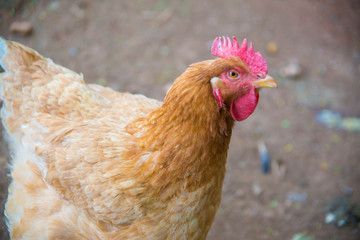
251,75 -> 277,88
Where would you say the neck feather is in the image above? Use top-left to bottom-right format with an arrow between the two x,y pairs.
125,60 -> 236,195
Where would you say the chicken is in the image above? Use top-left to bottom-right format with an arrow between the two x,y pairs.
0,36 -> 277,240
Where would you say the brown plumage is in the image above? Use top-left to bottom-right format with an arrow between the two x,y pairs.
0,37 -> 276,239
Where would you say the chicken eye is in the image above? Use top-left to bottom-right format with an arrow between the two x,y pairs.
227,70 -> 240,80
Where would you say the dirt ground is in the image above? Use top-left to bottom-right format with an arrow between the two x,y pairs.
0,0 -> 359,239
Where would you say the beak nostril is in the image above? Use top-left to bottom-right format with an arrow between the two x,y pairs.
256,74 -> 265,79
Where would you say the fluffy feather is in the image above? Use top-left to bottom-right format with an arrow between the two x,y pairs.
1,38 -> 275,240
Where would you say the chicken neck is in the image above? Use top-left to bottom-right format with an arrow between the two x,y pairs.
126,60 -> 237,196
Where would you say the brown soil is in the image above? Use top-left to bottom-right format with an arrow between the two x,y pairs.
0,0 -> 359,239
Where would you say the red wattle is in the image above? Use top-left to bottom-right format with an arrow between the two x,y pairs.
230,86 -> 259,121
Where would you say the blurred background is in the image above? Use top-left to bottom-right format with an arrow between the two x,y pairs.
0,0 -> 359,239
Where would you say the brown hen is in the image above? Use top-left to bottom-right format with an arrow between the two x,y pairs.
0,37 -> 276,240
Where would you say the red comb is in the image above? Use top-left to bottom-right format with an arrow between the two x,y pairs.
211,36 -> 268,75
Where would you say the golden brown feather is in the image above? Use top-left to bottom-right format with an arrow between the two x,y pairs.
0,39 -> 271,240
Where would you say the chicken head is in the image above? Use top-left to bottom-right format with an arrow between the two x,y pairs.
210,37 -> 277,121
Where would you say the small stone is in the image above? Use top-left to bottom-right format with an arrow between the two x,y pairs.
337,219 -> 346,227
69,47 -> 78,57
266,41 -> 278,54
9,21 -> 33,35
342,187 -> 353,196
325,213 -> 336,224
280,60 -> 302,78
316,109 -> 342,128
252,183 -> 263,196
286,193 -> 308,203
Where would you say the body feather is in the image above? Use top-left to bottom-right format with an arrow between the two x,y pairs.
0,38 -> 273,240
0,40 -> 234,240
